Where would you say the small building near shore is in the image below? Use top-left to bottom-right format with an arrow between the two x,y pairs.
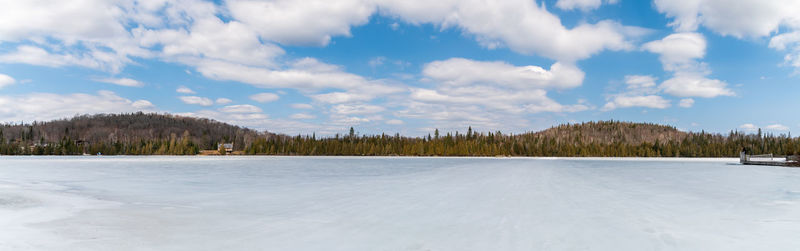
218,143 -> 233,154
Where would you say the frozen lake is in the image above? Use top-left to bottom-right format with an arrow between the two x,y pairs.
2,156 -> 800,250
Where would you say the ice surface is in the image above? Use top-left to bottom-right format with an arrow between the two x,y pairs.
1,156 -> 799,250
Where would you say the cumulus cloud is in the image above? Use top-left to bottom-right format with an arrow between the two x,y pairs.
250,93 -> 280,103
134,16 -> 284,68
678,98 -> 695,108
227,0 -> 375,46
219,104 -> 262,113
179,96 -> 214,106
331,104 -> 386,115
0,0 -> 127,42
660,73 -> 734,98
379,0 -> 640,62
0,91 -> 155,123
653,0 -> 800,37
176,86 -> 196,94
602,95 -> 670,111
197,58 -> 403,104
291,103 -> 313,109
602,75 -> 671,111
768,31 -> 800,71
0,45 -> 129,73
642,33 -> 733,99
643,33 -> 706,72
396,57 -> 590,130
290,113 -> 315,119
0,74 -> 16,89
422,58 -> 584,89
227,0 -> 642,62
215,98 -> 233,104
654,0 -> 800,71
93,77 -> 145,87
386,119 -> 404,125
766,124 -> 789,131
738,123 -> 787,133
739,123 -> 758,132
555,0 -> 618,11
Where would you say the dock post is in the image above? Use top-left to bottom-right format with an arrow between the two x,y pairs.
740,151 -> 746,164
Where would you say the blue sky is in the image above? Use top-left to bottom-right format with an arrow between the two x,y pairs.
0,0 -> 799,136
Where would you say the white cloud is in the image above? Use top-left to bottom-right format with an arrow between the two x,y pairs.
0,0 -> 126,43
219,104 -> 262,114
249,93 -> 280,103
653,0 -> 800,37
176,86 -> 196,94
215,98 -> 233,104
602,75 -> 671,111
660,73 -> 734,98
623,75 -> 658,91
555,0 -> 617,11
386,119 -> 404,125
642,33 -> 734,99
291,103 -> 313,109
394,57 -> 591,130
0,74 -> 15,89
196,58 -> 403,104
0,45 -> 129,72
766,124 -> 789,131
94,77 -> 145,87
134,16 -> 284,68
653,0 -> 800,71
227,0 -> 375,46
422,58 -> 584,89
769,31 -> 800,51
290,113 -> 316,119
0,91 -> 155,123
329,116 -> 372,125
179,96 -> 214,106
602,95 -> 671,111
379,0 -> 640,62
132,100 -> 155,109
407,87 -> 589,115
769,31 -> 800,72
678,98 -> 695,108
311,92 -> 375,104
642,32 -> 706,72
228,0 -> 642,62
739,123 -> 758,131
331,104 -> 386,115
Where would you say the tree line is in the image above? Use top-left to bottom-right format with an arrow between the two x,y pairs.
1,115 -> 797,157
245,122 -> 799,157
0,113 -> 259,155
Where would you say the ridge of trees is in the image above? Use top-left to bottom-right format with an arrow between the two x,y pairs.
0,112 -> 262,155
1,114 -> 796,157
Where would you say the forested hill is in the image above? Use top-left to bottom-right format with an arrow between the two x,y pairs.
532,121 -> 687,145
1,114 -> 797,157
0,113 -> 264,155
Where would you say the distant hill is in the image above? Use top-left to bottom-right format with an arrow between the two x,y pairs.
532,121 -> 687,145
0,113 -> 267,155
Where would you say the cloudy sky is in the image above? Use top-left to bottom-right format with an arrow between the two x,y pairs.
1,0 -> 799,135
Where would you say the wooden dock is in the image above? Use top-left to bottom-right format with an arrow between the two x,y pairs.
740,152 -> 798,167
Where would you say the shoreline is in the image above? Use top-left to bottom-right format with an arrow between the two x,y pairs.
0,155 -> 741,162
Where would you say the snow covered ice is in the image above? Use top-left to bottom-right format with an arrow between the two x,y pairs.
2,156 -> 800,250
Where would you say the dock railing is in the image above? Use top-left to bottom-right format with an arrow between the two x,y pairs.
740,151 -> 799,166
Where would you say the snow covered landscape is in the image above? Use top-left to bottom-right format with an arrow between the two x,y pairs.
2,156 -> 800,250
